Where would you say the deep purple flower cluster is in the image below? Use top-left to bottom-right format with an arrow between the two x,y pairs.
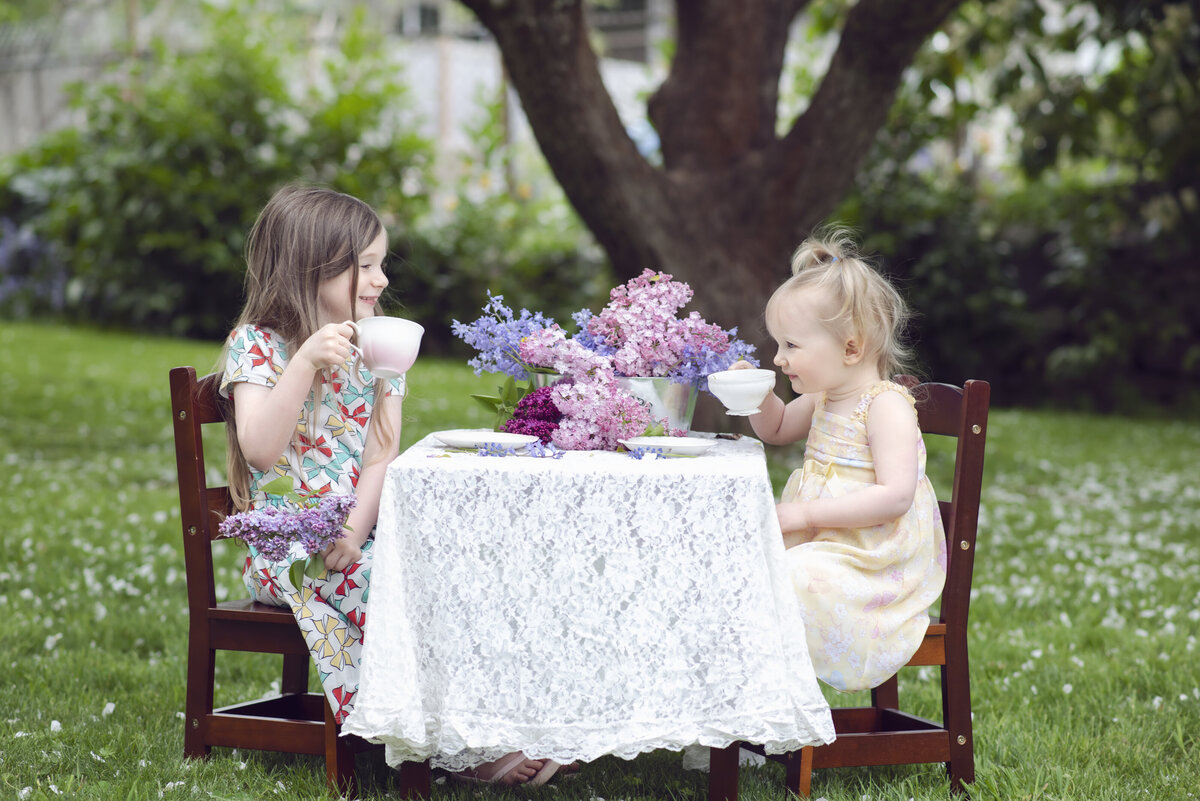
500,385 -> 563,443
218,494 -> 356,563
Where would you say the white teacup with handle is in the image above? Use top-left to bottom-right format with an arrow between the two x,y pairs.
707,368 -> 776,415
345,316 -> 425,379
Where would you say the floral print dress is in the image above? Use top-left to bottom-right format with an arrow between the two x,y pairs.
781,381 -> 947,692
220,324 -> 405,723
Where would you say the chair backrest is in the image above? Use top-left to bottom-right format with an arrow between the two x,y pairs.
170,366 -> 233,615
910,380 -> 990,634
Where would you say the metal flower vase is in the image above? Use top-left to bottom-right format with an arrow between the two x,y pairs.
530,372 -> 699,434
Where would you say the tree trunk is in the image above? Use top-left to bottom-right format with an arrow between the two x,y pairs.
456,0 -> 965,356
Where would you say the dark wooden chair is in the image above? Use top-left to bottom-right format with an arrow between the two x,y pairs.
709,378 -> 990,800
170,366 -> 430,798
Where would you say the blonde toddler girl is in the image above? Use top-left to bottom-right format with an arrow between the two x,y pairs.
737,228 -> 947,692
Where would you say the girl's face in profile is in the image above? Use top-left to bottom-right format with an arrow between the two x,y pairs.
767,287 -> 849,396
317,230 -> 389,325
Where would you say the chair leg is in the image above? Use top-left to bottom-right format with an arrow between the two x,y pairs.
784,747 -> 813,798
396,759 -> 432,799
281,652 -> 309,695
708,743 -> 739,801
183,643 -> 215,758
943,648 -> 975,792
871,674 -> 900,709
324,698 -> 357,797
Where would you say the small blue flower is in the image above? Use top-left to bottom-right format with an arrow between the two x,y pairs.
527,441 -> 565,459
477,443 -> 518,457
451,292 -> 555,380
627,446 -> 664,460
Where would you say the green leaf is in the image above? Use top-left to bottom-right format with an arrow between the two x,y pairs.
641,421 -> 666,437
287,558 -> 306,591
259,476 -> 295,498
304,553 -> 326,581
499,375 -> 518,404
471,393 -> 502,413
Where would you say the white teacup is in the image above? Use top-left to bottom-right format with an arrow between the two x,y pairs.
346,316 -> 424,379
707,368 -> 776,415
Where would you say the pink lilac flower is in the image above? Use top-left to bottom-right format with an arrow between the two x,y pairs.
519,327 -> 615,381
584,269 -> 755,380
550,378 -> 651,451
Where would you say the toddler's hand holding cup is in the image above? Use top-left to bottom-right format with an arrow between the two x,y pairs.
707,363 -> 776,416
345,316 -> 425,379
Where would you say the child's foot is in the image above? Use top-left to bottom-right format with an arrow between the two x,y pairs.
451,752 -> 552,785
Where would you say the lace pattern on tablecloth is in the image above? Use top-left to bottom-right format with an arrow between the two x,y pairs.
341,434 -> 835,770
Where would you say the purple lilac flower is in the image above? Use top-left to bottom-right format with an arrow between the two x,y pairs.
675,330 -> 760,391
451,292 -> 554,380
218,494 -> 356,563
502,417 -> 560,443
500,385 -> 563,443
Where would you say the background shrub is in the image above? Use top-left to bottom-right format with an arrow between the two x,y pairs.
0,3 -> 432,338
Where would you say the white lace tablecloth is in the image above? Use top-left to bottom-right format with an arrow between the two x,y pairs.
341,432 -> 835,770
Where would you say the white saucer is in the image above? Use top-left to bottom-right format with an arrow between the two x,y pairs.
618,436 -> 716,456
433,430 -> 539,449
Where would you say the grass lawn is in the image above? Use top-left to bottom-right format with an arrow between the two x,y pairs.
2,320 -> 1198,801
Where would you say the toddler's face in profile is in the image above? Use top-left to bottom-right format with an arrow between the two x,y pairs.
767,288 -> 848,397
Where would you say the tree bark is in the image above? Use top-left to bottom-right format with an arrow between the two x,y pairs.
456,0 -> 965,352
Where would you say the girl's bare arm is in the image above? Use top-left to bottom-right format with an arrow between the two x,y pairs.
747,391 -> 817,446
232,324 -> 355,472
777,390 -> 920,536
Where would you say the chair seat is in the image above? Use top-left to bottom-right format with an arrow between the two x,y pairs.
204,599 -> 310,654
209,598 -> 299,624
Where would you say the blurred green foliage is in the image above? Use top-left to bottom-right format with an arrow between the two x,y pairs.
831,0 -> 1199,412
2,0 -> 1197,411
393,93 -> 613,347
0,1 -> 606,348
0,3 -> 432,337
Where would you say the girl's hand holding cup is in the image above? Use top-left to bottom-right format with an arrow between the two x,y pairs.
297,322 -> 357,372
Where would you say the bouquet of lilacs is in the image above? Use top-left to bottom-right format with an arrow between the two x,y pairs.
218,476 -> 356,590
451,269 -> 756,451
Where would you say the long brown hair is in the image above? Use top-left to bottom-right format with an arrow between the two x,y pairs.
220,184 -> 396,511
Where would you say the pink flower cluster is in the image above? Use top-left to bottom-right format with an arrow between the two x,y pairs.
549,378 -> 652,451
517,329 -> 650,450
516,326 -> 662,450
586,269 -> 732,377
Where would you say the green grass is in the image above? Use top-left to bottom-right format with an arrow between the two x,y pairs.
2,320 -> 1198,800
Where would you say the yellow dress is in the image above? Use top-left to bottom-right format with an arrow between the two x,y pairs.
781,381 -> 947,692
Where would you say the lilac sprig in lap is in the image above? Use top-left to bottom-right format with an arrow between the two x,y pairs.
218,494 -> 356,563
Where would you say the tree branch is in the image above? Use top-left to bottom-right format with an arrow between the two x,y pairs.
457,0 -> 669,273
648,0 -> 809,169
777,0 -> 964,205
